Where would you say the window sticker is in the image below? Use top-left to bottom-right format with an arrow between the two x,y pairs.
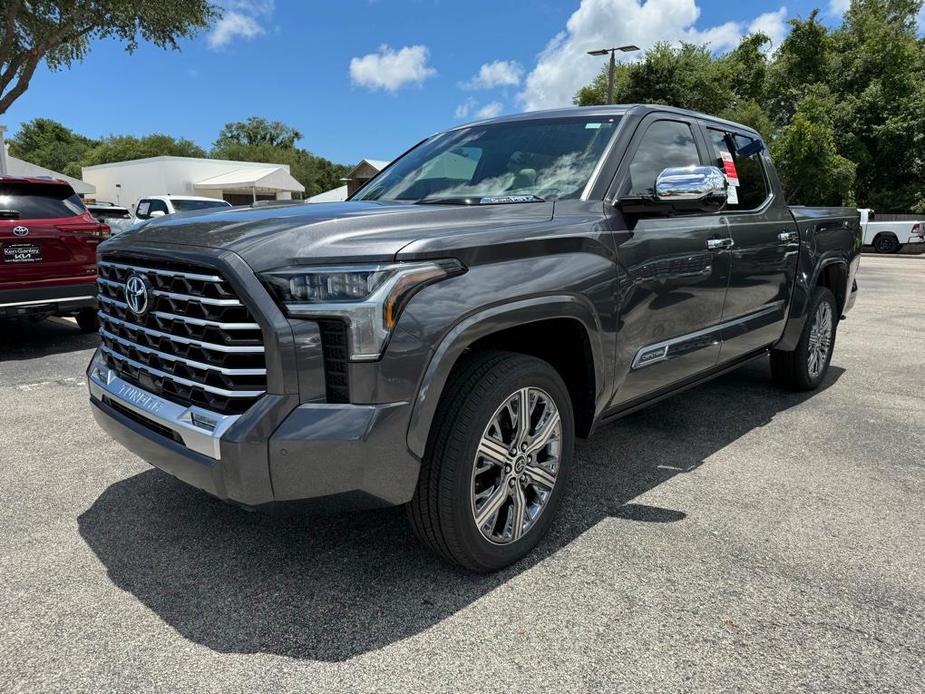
137,202 -> 150,216
585,122 -> 602,129
726,184 -> 739,205
720,151 -> 740,186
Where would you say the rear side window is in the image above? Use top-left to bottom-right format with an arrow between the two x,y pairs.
707,128 -> 769,210
625,120 -> 701,196
0,182 -> 85,220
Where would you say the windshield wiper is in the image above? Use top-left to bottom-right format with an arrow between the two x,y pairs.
415,195 -> 546,206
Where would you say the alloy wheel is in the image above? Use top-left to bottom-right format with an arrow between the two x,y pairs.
470,387 -> 562,545
807,301 -> 833,379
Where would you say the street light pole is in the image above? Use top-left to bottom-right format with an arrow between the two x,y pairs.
587,45 -> 640,105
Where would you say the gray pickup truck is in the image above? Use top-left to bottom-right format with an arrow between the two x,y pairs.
87,105 -> 861,571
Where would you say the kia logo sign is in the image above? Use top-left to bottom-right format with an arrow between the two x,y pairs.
12,226 -> 29,236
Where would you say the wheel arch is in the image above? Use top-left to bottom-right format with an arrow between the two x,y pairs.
406,296 -> 606,459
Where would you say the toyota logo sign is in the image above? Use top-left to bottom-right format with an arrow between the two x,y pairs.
12,226 -> 29,236
124,274 -> 151,316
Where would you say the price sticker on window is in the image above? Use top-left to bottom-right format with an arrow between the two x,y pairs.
720,151 -> 740,187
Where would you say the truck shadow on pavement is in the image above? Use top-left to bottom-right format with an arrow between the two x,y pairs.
78,360 -> 843,662
0,317 -> 99,360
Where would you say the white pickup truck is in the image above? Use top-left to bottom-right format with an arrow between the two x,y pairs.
860,208 -> 924,253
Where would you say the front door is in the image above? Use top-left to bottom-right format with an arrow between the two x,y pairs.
700,125 -> 799,361
609,116 -> 733,406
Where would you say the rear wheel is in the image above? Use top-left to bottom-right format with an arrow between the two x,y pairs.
873,233 -> 900,254
407,351 -> 574,572
771,287 -> 837,391
75,308 -> 98,333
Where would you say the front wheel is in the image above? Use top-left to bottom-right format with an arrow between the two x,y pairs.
771,287 -> 837,391
407,351 -> 574,572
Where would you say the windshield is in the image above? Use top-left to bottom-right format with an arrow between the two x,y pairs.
355,116 -> 622,203
171,199 -> 232,212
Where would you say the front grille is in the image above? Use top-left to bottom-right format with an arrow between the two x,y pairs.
96,255 -> 267,415
318,319 -> 349,403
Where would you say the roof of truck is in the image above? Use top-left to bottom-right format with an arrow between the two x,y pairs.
457,104 -> 763,140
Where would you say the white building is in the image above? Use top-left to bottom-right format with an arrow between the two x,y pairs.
82,155 -> 304,207
0,131 -> 95,195
309,159 -> 390,202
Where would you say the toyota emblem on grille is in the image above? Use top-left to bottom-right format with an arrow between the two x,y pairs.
124,274 -> 151,316
12,226 -> 29,236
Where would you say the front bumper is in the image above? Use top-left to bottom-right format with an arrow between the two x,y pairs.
87,350 -> 420,510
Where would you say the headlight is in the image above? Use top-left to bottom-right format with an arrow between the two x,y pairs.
261,260 -> 465,360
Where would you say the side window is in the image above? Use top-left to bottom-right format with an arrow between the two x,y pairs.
135,199 -> 152,219
626,120 -> 701,196
707,128 -> 769,210
148,199 -> 169,215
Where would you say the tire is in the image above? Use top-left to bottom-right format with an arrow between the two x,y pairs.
770,287 -> 837,391
75,307 -> 98,333
407,351 -> 575,572
873,233 -> 900,254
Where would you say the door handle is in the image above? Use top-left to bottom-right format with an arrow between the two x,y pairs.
778,230 -> 799,244
706,238 -> 735,250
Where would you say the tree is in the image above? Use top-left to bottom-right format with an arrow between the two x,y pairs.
0,1 -> 217,114
771,88 -> 857,206
81,134 -> 207,166
213,117 -> 303,150
211,118 -> 349,196
7,117 -> 97,177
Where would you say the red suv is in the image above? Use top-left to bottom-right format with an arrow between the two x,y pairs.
0,176 -> 109,331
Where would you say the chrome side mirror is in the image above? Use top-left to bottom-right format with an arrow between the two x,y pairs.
149,210 -> 166,218
655,166 -> 727,203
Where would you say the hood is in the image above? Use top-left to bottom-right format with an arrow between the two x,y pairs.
109,200 -> 555,272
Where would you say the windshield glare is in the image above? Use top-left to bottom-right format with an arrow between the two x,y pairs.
356,116 -> 621,203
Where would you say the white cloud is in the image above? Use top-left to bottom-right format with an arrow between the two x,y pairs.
828,0 -> 851,15
350,45 -> 437,92
455,98 -> 476,119
476,101 -> 504,118
519,0 -> 790,111
207,1 -> 274,50
462,60 -> 525,89
748,7 -> 789,51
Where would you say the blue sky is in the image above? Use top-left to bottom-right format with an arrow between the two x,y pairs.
2,0 -> 886,166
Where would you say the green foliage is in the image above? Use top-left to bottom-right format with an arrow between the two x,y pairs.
214,117 -> 303,150
0,1 -> 217,113
770,88 -> 857,206
573,0 -> 925,211
9,116 -> 350,199
211,139 -> 350,197
7,118 -> 97,178
80,134 -> 207,166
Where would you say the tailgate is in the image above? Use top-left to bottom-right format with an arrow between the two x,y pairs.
0,218 -> 101,289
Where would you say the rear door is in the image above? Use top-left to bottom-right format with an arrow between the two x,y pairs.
0,181 -> 102,290
699,125 -> 799,360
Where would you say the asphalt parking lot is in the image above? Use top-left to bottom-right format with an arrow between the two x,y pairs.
1,255 -> 923,692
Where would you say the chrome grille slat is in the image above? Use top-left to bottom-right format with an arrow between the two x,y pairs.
100,328 -> 267,376
100,346 -> 264,398
99,259 -> 223,282
153,310 -> 259,330
98,277 -> 242,307
98,309 -> 265,353
97,255 -> 267,415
